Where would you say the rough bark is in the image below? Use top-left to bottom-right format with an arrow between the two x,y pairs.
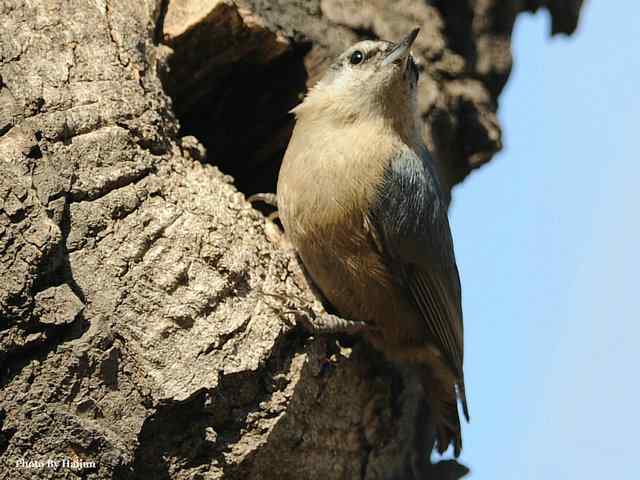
0,1 -> 582,479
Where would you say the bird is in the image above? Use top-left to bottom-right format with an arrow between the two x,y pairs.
276,28 -> 469,457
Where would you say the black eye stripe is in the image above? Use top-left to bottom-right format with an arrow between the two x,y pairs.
409,57 -> 420,79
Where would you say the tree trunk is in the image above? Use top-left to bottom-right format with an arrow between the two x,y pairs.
0,1 -> 582,478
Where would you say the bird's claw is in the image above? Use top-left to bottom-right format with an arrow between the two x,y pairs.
247,192 -> 278,208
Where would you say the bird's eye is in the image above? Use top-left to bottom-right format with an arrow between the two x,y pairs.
349,50 -> 364,65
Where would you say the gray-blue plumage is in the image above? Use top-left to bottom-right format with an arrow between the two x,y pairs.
276,29 -> 469,457
370,146 -> 468,420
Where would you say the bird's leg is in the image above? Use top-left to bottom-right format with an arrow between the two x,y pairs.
261,291 -> 373,335
261,230 -> 374,335
298,310 -> 372,335
293,254 -> 375,335
246,192 -> 283,244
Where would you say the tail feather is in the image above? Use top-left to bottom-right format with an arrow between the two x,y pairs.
435,397 -> 463,457
414,362 -> 469,458
457,380 -> 470,422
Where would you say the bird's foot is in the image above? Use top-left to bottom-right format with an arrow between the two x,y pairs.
298,311 -> 372,335
247,192 -> 284,244
248,192 -> 278,208
261,291 -> 373,335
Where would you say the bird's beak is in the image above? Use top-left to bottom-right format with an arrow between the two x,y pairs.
381,28 -> 420,67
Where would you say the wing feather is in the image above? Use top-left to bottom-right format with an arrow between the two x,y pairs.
368,146 -> 469,420
408,266 -> 463,380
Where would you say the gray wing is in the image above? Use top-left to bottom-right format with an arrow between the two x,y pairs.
369,146 -> 466,405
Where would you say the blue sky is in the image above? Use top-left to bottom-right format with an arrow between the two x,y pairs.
449,2 -> 640,478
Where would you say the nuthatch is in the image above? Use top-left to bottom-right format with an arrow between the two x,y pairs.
277,29 -> 469,457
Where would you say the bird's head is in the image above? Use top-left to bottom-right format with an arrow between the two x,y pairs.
293,28 -> 422,127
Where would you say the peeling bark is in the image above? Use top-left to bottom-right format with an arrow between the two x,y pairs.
0,1 -> 583,479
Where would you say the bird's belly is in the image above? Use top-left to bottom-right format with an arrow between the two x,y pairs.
276,138 -> 428,348
298,232 -> 386,319
293,219 -> 426,348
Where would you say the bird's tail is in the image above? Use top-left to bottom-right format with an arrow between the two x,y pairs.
434,394 -> 463,457
419,367 -> 468,458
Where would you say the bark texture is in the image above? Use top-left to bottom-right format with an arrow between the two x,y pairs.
0,0 -> 582,478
